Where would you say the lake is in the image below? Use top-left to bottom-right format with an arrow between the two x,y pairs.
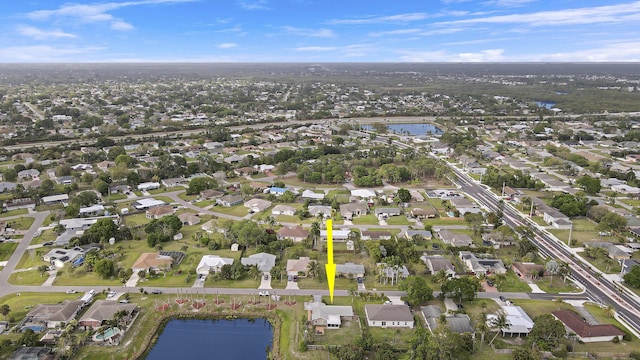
535,101 -> 556,109
145,318 -> 273,359
362,123 -> 443,135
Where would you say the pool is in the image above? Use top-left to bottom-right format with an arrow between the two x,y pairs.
93,327 -> 120,341
21,325 -> 45,332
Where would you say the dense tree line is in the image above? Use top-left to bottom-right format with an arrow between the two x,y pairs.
482,167 -> 544,190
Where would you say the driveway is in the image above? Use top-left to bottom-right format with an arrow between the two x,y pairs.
258,272 -> 272,290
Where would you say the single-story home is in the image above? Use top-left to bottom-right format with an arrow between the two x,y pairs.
131,252 -> 174,272
137,182 -> 161,191
422,305 -> 474,334
79,300 -> 137,330
584,242 -> 632,260
245,198 -> 272,213
23,300 -> 85,329
459,251 -> 507,276
286,257 -> 311,277
41,194 -> 70,205
196,255 -> 234,275
178,213 -> 200,226
308,205 -> 332,218
145,205 -> 174,219
552,310 -> 624,343
512,262 -> 545,280
217,194 -> 243,207
161,177 -> 187,188
79,204 -> 105,217
438,229 -> 473,247
403,230 -> 432,240
133,198 -> 166,210
339,202 -> 368,220
420,255 -> 456,277
241,252 -> 277,273
374,207 -> 402,220
410,208 -> 437,219
304,296 -> 355,334
277,226 -> 309,242
365,304 -> 414,328
301,189 -> 324,200
336,262 -> 365,278
320,229 -> 351,241
361,230 -> 392,241
271,204 -> 296,216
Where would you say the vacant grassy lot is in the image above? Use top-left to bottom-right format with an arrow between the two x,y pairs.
351,214 -> 378,225
0,242 -> 17,262
534,276 -> 581,293
491,270 -> 531,293
386,216 -> 412,225
8,217 -> 35,230
213,205 -> 248,217
0,209 -> 28,218
8,270 -> 48,286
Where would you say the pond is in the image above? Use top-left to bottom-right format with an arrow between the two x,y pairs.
145,318 -> 273,359
362,123 -> 443,135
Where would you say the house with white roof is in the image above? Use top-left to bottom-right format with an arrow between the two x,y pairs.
304,296 -> 354,334
196,255 -> 234,276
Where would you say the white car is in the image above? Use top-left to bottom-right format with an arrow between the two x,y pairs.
258,291 -> 269,297
65,289 -> 77,294
107,291 -> 116,298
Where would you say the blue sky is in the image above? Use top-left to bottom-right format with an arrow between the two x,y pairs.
2,0 -> 640,62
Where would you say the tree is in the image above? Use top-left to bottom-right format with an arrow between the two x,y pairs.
83,218 -> 118,244
396,188 -> 411,204
247,264 -> 261,280
0,304 -> 9,321
545,259 -> 560,286
624,265 -> 640,288
71,191 -> 99,207
488,312 -> 510,346
464,212 -> 485,235
399,276 -> 433,306
186,177 -> 218,195
441,277 -> 481,303
576,175 -> 601,195
528,314 -> 566,350
94,259 -> 116,279
596,212 -> 627,232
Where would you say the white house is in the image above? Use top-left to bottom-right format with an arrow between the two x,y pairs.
137,182 -> 161,191
271,204 -> 296,216
364,304 -> 414,328
196,255 -> 234,276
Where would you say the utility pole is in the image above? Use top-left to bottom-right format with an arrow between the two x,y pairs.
568,223 -> 573,246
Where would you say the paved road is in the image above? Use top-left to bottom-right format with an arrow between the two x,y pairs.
446,161 -> 640,338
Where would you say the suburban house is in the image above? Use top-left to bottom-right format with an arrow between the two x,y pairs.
422,305 -> 474,334
403,230 -> 432,240
438,229 -> 473,247
3,198 -> 36,211
361,230 -> 392,241
287,257 -> 311,278
482,232 -> 516,248
145,205 -> 174,219
276,226 -> 309,242
271,204 -> 296,216
336,262 -> 365,279
178,213 -> 200,226
43,247 -> 89,268
301,189 -> 324,200
79,300 -> 137,330
410,208 -> 437,219
304,295 -> 355,334
420,255 -> 456,277
196,255 -> 234,276
23,300 -> 85,329
339,202 -> 368,220
137,182 -> 161,191
131,252 -> 174,272
244,198 -> 272,213
350,189 -> 376,201
161,177 -> 187,188
584,242 -> 633,260
133,198 -> 166,210
267,187 -> 289,196
200,189 -> 224,200
320,230 -> 351,242
459,251 -> 507,276
308,205 -> 332,218
41,194 -> 69,206
512,262 -> 545,280
217,194 -> 243,207
551,310 -> 625,343
79,204 -> 105,217
241,252 -> 277,273
449,197 -> 481,215
200,219 -> 216,233
492,306 -> 535,337
376,262 -> 410,283
540,204 -> 573,229
374,207 -> 402,220
365,304 -> 414,328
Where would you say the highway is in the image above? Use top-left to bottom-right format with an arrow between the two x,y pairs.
446,163 -> 640,337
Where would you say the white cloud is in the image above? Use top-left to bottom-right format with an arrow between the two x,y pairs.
328,12 -> 429,25
282,26 -> 335,38
239,0 -> 269,10
440,1 -> 640,27
218,43 -> 237,49
369,27 -> 464,37
111,20 -> 134,31
25,0 -> 193,30
16,25 -> 77,39
217,25 -> 245,34
294,46 -> 337,52
0,45 -> 103,62
400,48 -> 505,62
483,0 -> 537,7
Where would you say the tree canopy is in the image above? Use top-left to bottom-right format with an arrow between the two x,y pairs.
399,276 -> 433,306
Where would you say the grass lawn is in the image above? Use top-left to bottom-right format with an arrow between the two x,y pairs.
148,188 -> 170,195
351,214 -> 379,225
530,216 -> 547,226
178,193 -> 198,201
549,229 -> 607,247
123,212 -> 150,228
34,229 -> 58,244
104,193 -> 127,201
386,216 -> 412,225
620,198 -> 640,207
534,276 -> 581,293
0,209 -> 28,218
515,299 -> 575,319
576,251 -> 622,274
152,196 -> 177,204
0,292 -> 81,324
194,199 -> 216,208
8,270 -> 48,286
275,215 -> 311,224
14,248 -> 49,270
53,267 -> 122,286
491,270 -> 531,293
326,189 -> 351,202
213,205 -> 248,217
0,242 -> 17,261
205,276 -> 261,289
8,217 -> 35,230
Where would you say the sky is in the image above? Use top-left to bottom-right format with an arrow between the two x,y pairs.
2,0 -> 640,62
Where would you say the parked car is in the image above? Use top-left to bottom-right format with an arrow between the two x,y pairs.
42,241 -> 53,246
258,291 -> 269,297
151,289 -> 162,294
107,291 -> 116,298
65,289 -> 77,294
119,299 -> 129,304
499,296 -> 506,302
486,280 -> 494,287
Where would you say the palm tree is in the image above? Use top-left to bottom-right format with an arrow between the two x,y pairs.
0,304 -> 10,321
248,264 -> 261,280
310,221 -> 321,249
488,312 -> 510,346
347,286 -> 357,303
476,312 -> 488,352
546,259 -> 560,287
307,261 -> 319,279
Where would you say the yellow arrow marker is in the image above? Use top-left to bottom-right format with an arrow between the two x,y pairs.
325,218 -> 337,304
